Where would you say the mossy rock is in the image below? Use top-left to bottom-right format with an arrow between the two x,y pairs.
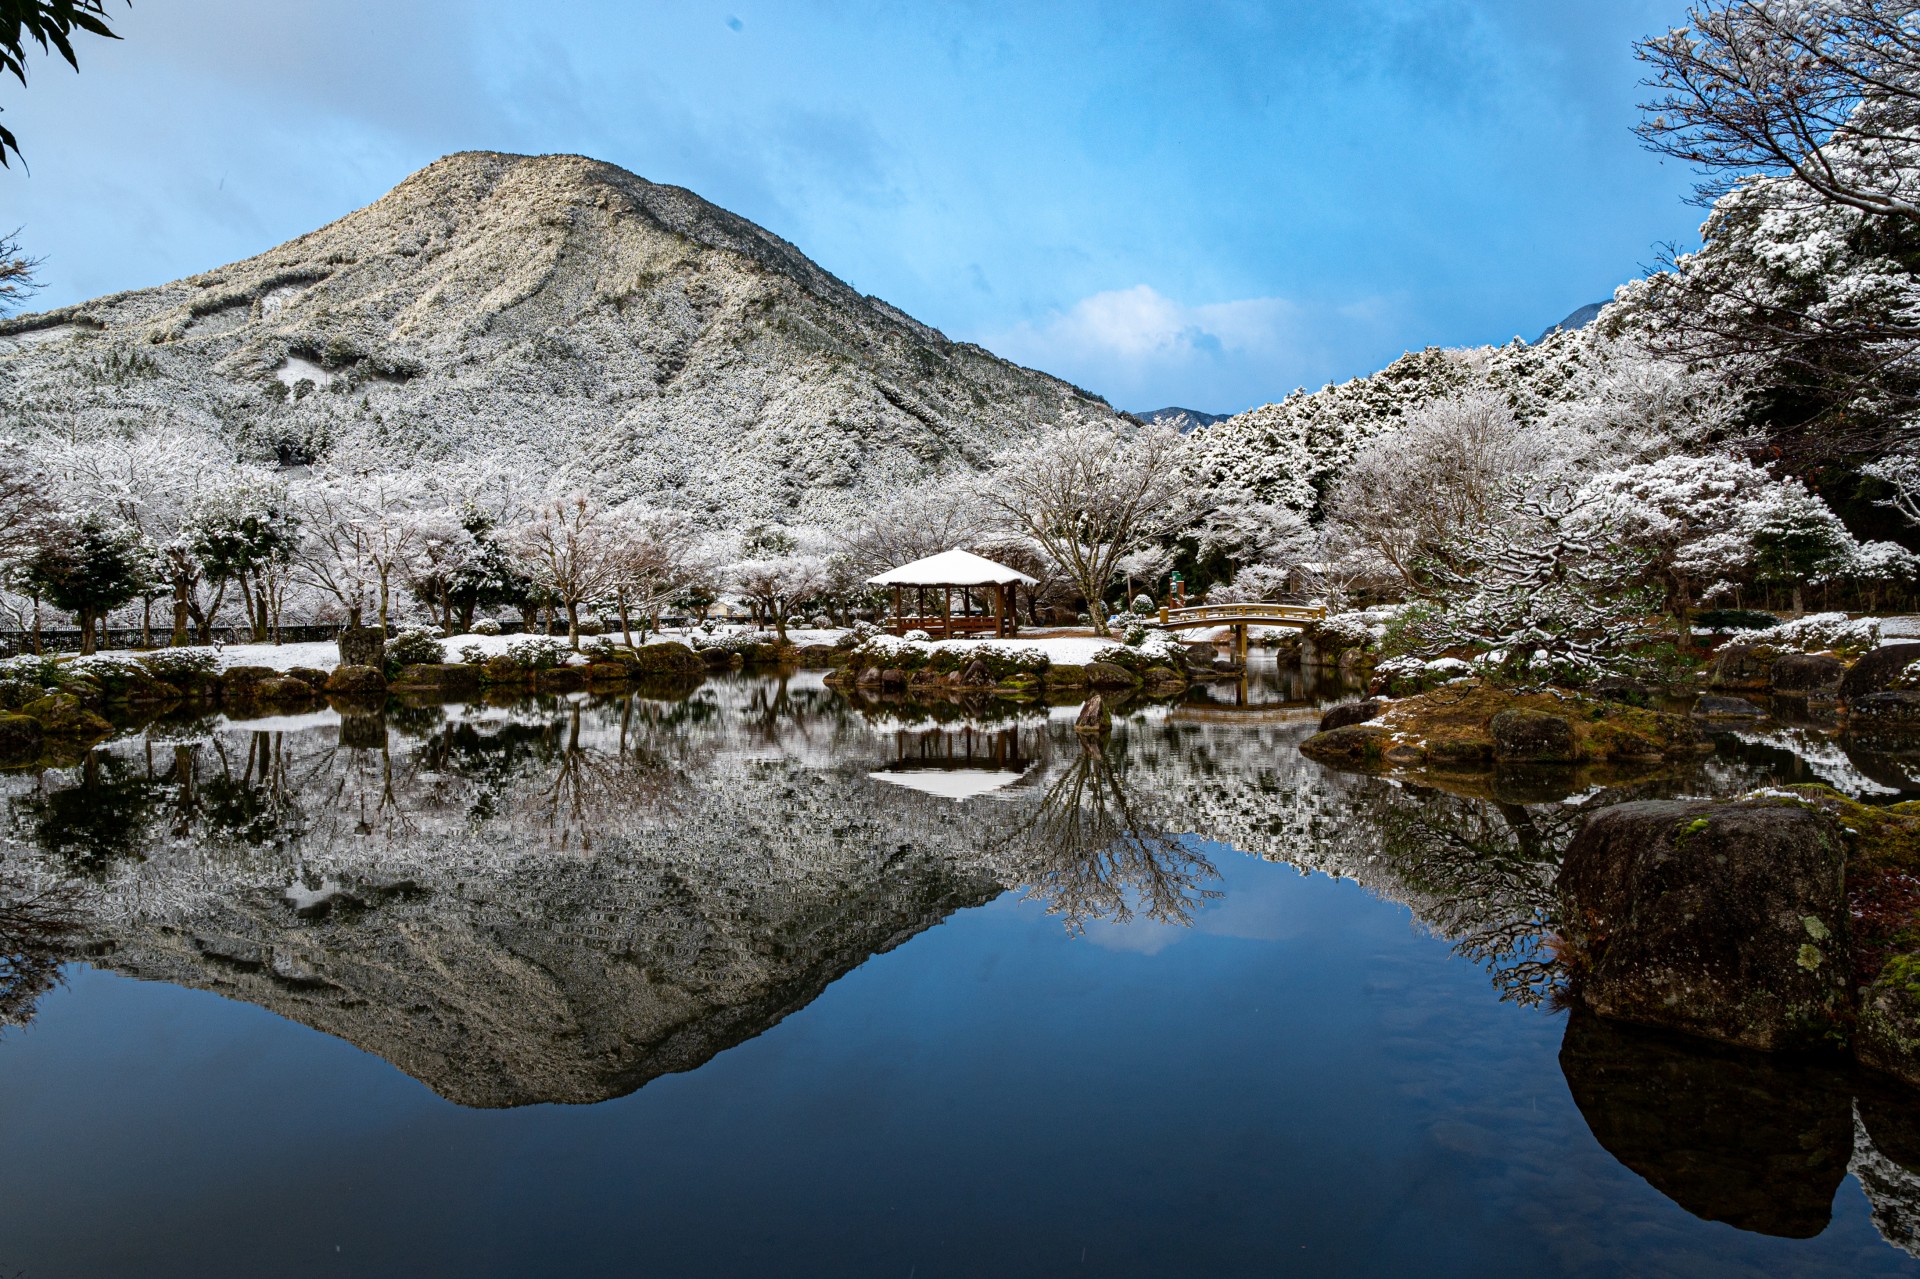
389,663 -> 481,695
1047,664 -> 1089,686
22,693 -> 112,741
1299,723 -> 1391,763
585,661 -> 635,685
1141,665 -> 1186,691
701,648 -> 739,669
159,668 -> 222,700
791,644 -> 842,669
286,666 -> 331,691
1083,661 -> 1142,689
83,663 -> 179,705
324,664 -> 388,696
534,666 -> 589,691
479,655 -> 530,685
219,666 -> 278,700
630,642 -> 705,679
1859,954 -> 1920,1088
1428,736 -> 1493,767
0,711 -> 43,762
254,676 -> 319,704
1491,709 -> 1576,763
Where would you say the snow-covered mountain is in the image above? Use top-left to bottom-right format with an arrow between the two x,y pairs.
0,151 -> 1122,525
1533,301 -> 1607,344
1132,406 -> 1230,433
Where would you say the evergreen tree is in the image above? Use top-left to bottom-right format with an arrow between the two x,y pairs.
25,516 -> 144,654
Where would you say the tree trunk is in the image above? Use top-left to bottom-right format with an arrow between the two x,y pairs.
617,590 -> 634,648
565,600 -> 581,648
141,596 -> 153,649
377,571 -> 391,636
1791,581 -> 1805,618
77,607 -> 96,656
30,595 -> 41,656
171,581 -> 191,648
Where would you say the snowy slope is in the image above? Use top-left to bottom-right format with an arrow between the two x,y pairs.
0,151 -> 1123,527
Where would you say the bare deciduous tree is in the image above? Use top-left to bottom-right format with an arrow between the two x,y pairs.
977,422 -> 1192,636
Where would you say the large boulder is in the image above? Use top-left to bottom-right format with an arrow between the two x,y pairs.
21,693 -> 112,741
0,711 -> 43,761
1771,653 -> 1844,698
1557,1010 -> 1854,1238
1705,643 -> 1774,691
1318,700 -> 1382,733
1083,661 -> 1142,689
388,663 -> 482,695
324,664 -> 388,696
253,676 -> 319,704
1843,643 -> 1920,702
218,665 -> 278,701
1298,723 -> 1390,764
1489,708 -> 1575,763
1691,694 -> 1764,718
1860,958 -> 1920,1090
1850,691 -> 1920,736
337,626 -> 386,669
1558,799 -> 1851,1050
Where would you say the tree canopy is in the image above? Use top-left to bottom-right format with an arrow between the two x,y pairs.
0,0 -> 123,169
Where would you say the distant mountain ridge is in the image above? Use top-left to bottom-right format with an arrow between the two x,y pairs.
1133,406 -> 1231,433
1534,301 -> 1608,344
0,151 -> 1123,525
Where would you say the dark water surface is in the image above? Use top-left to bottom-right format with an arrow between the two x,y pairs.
0,657 -> 1916,1277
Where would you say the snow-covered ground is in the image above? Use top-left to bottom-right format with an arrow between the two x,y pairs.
66,625 -> 1161,672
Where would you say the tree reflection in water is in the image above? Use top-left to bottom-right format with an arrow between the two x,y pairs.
0,861 -> 86,1031
1005,736 -> 1222,934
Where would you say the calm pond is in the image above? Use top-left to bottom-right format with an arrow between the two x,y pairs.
1,655 -> 1917,1277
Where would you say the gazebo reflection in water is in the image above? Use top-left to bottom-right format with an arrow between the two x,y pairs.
868,723 -> 1040,801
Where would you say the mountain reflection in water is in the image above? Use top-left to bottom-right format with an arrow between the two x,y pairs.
1,662 -> 1919,1271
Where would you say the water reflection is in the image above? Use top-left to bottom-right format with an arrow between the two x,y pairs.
1,664 -> 1919,1261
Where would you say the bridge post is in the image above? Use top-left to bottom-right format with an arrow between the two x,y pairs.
1159,605 -> 1168,625
1234,624 -> 1248,664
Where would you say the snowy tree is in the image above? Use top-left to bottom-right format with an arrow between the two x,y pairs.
1568,454 -> 1851,642
188,481 -> 298,642
726,553 -> 829,641
835,480 -> 994,580
23,515 -> 145,654
605,505 -> 711,644
1329,390 -> 1571,591
977,422 -> 1193,636
508,492 -> 624,647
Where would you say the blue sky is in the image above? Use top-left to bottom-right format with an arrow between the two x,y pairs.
1,0 -> 1697,414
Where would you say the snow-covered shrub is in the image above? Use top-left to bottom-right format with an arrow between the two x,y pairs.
456,644 -> 485,666
1373,655 -> 1475,696
903,629 -> 932,643
809,615 -> 832,629
1077,612 -> 1091,625
580,636 -> 618,659
839,619 -> 884,648
1761,612 -> 1879,655
504,636 -> 569,670
1123,625 -> 1149,646
1094,631 -> 1186,670
1131,593 -> 1155,614
697,631 -> 780,654
139,648 -> 218,680
471,618 -> 503,637
1316,604 -> 1404,650
0,655 -> 61,687
576,616 -> 606,637
385,627 -> 447,670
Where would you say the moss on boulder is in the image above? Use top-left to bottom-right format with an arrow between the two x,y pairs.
22,693 -> 112,741
324,664 -> 388,696
0,711 -> 43,761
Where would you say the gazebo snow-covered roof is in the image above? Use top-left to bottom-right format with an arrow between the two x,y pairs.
868,548 -> 1035,639
867,548 -> 1038,588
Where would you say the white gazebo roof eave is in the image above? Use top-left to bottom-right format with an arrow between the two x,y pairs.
867,547 -> 1038,588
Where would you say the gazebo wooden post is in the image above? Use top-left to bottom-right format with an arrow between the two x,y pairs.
892,585 -> 902,632
943,586 -> 952,639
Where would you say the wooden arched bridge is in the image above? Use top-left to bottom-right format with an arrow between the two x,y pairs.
1151,602 -> 1328,661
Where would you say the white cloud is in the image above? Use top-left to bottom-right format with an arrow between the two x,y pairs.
980,284 -> 1401,414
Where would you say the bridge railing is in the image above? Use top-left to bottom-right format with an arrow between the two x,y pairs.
1154,602 -> 1327,627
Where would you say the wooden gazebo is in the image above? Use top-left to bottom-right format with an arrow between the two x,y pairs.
869,548 -> 1037,639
